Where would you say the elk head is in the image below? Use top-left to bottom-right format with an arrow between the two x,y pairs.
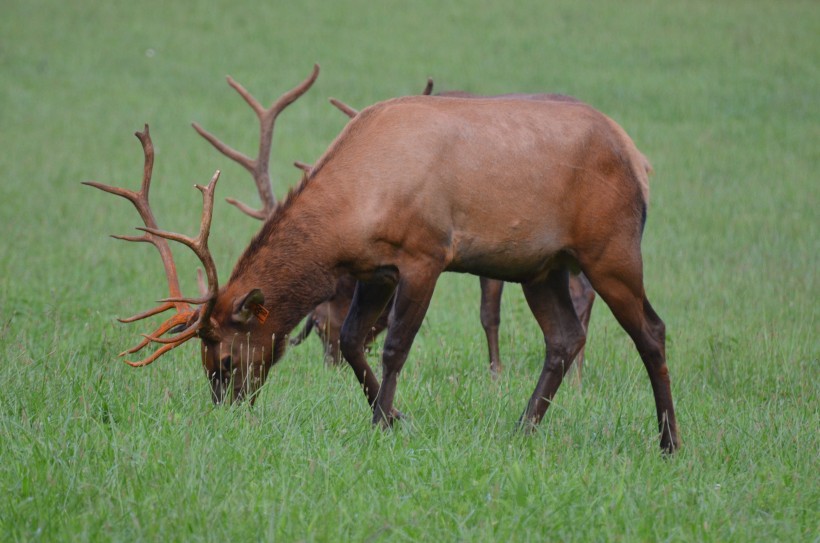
85,125 -> 281,404
87,67 -> 321,403
195,281 -> 280,405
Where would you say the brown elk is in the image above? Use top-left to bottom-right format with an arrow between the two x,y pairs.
90,79 -> 680,453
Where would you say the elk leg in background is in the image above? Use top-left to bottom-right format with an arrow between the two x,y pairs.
289,314 -> 316,347
567,272 -> 596,385
479,277 -> 504,377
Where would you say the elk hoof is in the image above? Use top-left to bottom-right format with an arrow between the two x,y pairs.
390,407 -> 404,421
373,406 -> 404,428
516,414 -> 540,435
660,435 -> 681,456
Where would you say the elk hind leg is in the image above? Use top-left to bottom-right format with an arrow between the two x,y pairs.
519,268 -> 587,430
582,256 -> 680,453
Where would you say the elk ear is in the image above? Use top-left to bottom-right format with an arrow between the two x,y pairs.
232,289 -> 266,325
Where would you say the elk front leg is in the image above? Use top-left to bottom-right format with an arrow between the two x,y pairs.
479,277 -> 504,377
339,279 -> 397,407
372,266 -> 440,428
519,268 -> 587,430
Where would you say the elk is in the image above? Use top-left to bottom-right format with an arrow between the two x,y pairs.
90,84 -> 680,453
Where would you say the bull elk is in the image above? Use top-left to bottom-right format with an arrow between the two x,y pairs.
89,75 -> 680,453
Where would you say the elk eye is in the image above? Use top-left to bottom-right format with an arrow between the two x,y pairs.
198,327 -> 221,343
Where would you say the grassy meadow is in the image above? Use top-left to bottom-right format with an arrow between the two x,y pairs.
1,0 -> 817,541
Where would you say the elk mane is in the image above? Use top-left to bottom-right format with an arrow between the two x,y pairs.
228,170 -> 311,282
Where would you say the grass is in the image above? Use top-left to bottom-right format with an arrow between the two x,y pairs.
1,0 -> 818,541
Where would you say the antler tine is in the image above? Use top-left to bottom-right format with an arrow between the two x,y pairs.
119,311 -> 191,354
124,343 -> 180,367
117,301 -> 177,324
191,122 -> 254,173
329,97 -> 358,118
328,76 -> 434,122
193,64 -> 320,221
134,125 -> 155,194
423,77 -> 434,95
123,328 -> 198,367
265,63 -> 321,118
293,161 -> 312,174
225,197 -> 267,220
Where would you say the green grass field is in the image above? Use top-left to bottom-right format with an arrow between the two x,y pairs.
1,1 -> 817,541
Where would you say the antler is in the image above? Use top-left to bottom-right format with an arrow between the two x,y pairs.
328,97 -> 358,118
84,125 -> 221,367
422,77 -> 434,95
193,64 -> 320,220
329,77 -> 435,119
293,160 -> 312,174
84,126 -> 186,314
139,170 -> 221,329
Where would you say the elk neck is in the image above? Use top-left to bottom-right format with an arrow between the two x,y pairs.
226,179 -> 350,338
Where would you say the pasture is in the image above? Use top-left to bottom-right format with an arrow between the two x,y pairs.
1,1 -> 817,540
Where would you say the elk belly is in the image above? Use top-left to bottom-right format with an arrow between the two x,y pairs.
446,226 -> 566,283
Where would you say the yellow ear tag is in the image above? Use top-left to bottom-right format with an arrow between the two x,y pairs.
251,303 -> 269,324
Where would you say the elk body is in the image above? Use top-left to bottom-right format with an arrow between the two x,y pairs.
92,92 -> 679,453
215,95 -> 678,452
